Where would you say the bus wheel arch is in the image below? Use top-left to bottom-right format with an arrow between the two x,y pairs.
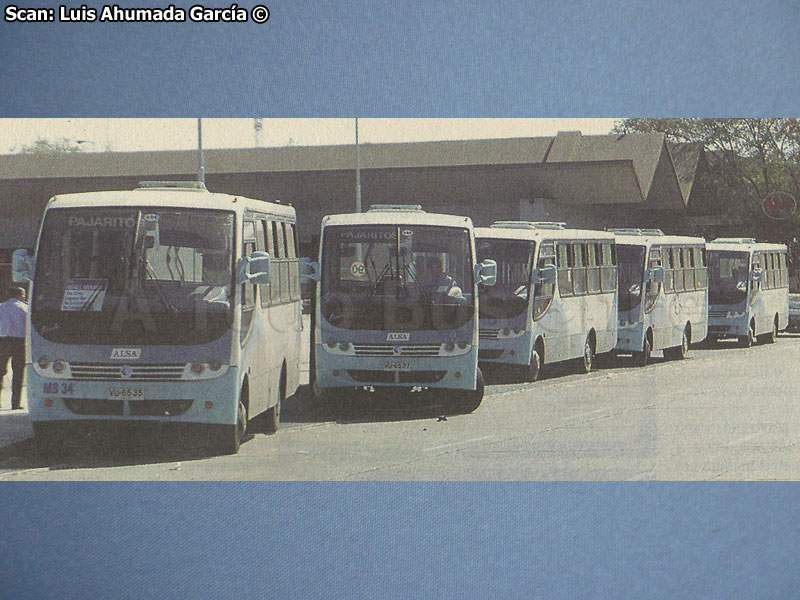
665,324 -> 690,360
524,337 -> 545,383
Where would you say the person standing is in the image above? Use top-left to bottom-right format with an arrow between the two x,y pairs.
0,287 -> 28,410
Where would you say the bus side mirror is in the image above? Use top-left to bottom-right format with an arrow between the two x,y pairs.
648,266 -> 665,284
237,251 -> 271,285
12,249 -> 34,283
751,269 -> 762,283
475,259 -> 497,286
536,264 -> 557,284
300,257 -> 320,282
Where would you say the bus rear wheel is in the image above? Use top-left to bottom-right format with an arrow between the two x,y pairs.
664,327 -> 690,360
578,335 -> 595,374
263,369 -> 285,434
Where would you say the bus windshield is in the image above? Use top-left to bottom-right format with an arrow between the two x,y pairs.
476,238 -> 535,319
708,250 -> 749,305
616,245 -> 646,313
32,207 -> 235,345
320,224 -> 474,330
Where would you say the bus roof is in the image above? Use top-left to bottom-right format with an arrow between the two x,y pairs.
44,186 -> 296,218
613,233 -> 706,247
475,226 -> 616,242
322,209 -> 473,229
706,239 -> 787,253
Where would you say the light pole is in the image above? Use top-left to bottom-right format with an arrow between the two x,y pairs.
197,118 -> 206,185
355,118 -> 362,212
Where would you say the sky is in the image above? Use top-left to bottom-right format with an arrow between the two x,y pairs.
0,118 -> 620,153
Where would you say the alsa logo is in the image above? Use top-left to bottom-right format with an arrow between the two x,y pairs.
386,332 -> 410,342
110,348 -> 141,360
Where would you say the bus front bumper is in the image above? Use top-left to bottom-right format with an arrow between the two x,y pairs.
708,314 -> 748,337
477,332 -> 532,366
615,321 -> 645,353
315,345 -> 479,391
25,365 -> 241,427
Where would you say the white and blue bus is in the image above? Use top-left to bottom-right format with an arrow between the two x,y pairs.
613,229 -> 708,365
706,238 -> 789,347
13,182 -> 303,454
310,205 -> 497,412
475,222 -> 618,381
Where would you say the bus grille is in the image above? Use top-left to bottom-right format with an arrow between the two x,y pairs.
708,310 -> 728,318
352,344 -> 441,357
479,329 -> 500,340
63,398 -> 125,416
129,400 -> 194,417
69,363 -> 186,381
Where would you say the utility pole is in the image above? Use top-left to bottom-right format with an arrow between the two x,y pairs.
197,118 -> 206,185
355,118 -> 362,212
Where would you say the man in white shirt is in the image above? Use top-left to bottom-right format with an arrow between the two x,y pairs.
0,287 -> 28,410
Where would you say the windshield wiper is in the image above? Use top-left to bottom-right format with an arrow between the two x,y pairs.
145,261 -> 178,314
362,263 -> 392,307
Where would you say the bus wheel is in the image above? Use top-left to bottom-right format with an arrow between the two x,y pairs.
739,321 -> 755,348
524,346 -> 542,382
213,396 -> 247,455
453,368 -> 484,414
578,335 -> 595,374
634,335 -> 651,367
762,317 -> 778,344
665,327 -> 690,360
263,370 -> 285,434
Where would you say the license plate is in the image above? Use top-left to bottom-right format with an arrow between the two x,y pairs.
383,361 -> 411,372
107,387 -> 144,400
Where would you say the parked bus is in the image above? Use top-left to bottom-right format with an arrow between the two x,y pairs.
612,229 -> 708,365
309,205 -> 497,412
475,222 -> 618,381
706,238 -> 789,346
13,182 -> 303,455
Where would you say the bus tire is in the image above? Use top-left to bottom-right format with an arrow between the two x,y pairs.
739,321 -> 755,348
212,395 -> 247,455
452,368 -> 484,414
634,335 -> 651,367
578,334 -> 595,374
263,368 -> 285,435
524,345 -> 542,382
665,326 -> 690,360
761,316 -> 778,344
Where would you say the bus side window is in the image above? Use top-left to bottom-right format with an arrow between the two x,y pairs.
645,248 -> 661,312
600,242 -> 616,292
573,243 -> 588,295
674,247 -> 686,292
587,243 -> 601,294
557,243 -> 573,297
694,247 -> 707,290
752,253 -> 761,291
286,223 -> 299,301
275,221 -> 289,304
241,221 -> 257,343
266,221 -> 281,304
769,253 -> 777,289
663,247 -> 674,293
533,243 -> 555,320
683,247 -> 695,291
780,252 -> 789,287
258,219 -> 271,308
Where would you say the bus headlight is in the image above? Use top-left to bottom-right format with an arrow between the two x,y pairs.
52,360 -> 67,374
183,362 -> 229,379
38,356 -> 51,369
726,311 -> 745,318
209,360 -> 223,371
445,342 -> 456,352
191,362 -> 206,375
439,342 -> 471,355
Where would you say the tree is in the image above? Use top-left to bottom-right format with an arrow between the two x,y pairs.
614,119 -> 800,241
15,137 -> 86,154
